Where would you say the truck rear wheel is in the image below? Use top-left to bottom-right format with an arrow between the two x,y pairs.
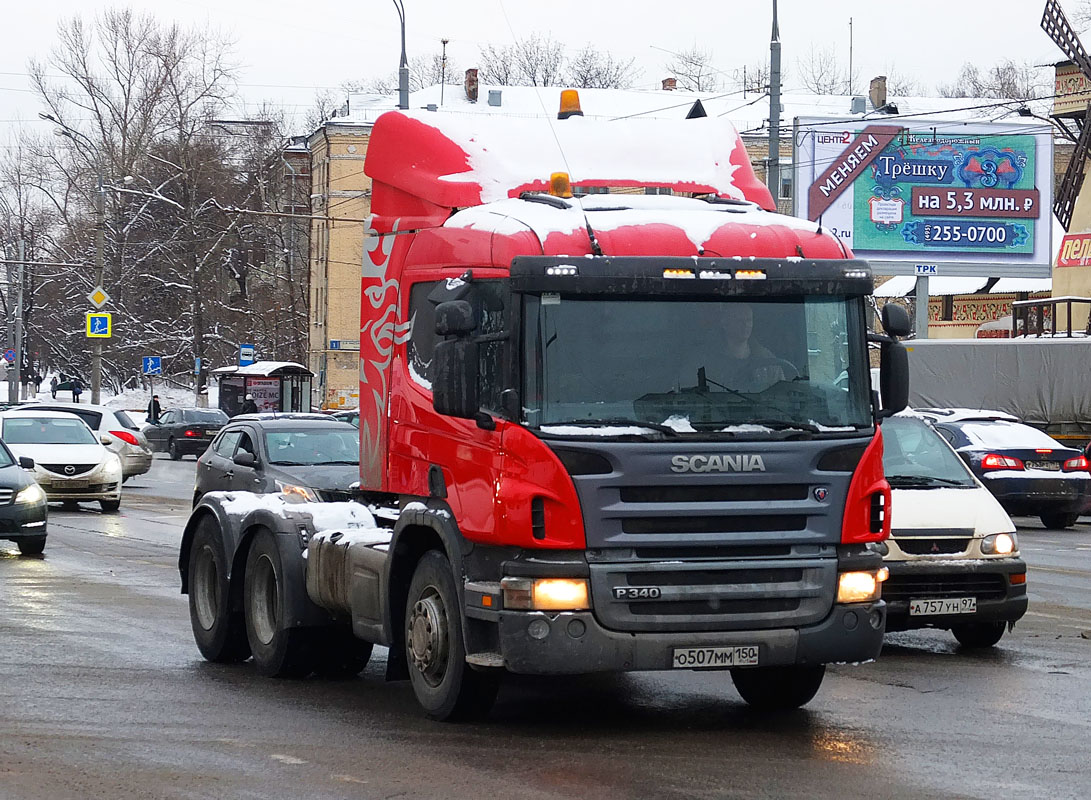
405,550 -> 499,721
1040,512 -> 1078,530
731,665 -> 825,710
244,529 -> 316,678
188,516 -> 250,663
952,621 -> 1006,648
315,627 -> 373,679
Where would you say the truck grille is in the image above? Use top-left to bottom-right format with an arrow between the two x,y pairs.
883,573 -> 1007,602
895,537 -> 972,555
589,557 -> 836,633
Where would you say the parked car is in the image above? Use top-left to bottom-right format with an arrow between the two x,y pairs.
331,409 -> 359,428
142,407 -> 229,460
32,402 -> 152,480
0,410 -> 123,512
0,439 -> 48,554
880,413 -> 1028,647
917,408 -> 1091,529
194,417 -> 359,506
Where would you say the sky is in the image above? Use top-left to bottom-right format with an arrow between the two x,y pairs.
0,0 -> 1077,140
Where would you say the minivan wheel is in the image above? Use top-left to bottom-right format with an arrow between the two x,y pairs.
1040,512 -> 1078,530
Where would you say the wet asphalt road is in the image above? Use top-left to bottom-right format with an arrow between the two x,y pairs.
1,455 -> 1090,799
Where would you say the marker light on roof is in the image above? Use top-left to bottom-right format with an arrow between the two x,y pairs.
549,172 -> 573,198
735,269 -> 767,280
663,268 -> 696,279
698,270 -> 732,280
546,265 -> 578,276
558,89 -> 584,119
843,269 -> 869,279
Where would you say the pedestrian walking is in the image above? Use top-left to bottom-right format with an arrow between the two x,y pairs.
239,393 -> 258,415
147,394 -> 162,424
71,377 -> 83,403
33,373 -> 42,393
50,376 -> 58,399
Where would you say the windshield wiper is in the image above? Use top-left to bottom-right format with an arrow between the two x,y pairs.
318,460 -> 360,466
743,419 -> 822,434
538,418 -> 679,436
268,460 -> 307,466
886,475 -> 969,488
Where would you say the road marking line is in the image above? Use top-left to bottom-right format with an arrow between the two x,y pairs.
270,754 -> 306,765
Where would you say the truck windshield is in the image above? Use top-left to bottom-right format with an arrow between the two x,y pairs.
522,294 -> 871,434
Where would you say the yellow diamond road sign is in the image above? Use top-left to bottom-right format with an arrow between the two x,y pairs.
86,312 -> 112,339
88,287 -> 110,309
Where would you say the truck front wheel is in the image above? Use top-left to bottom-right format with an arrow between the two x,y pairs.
244,529 -> 316,678
731,665 -> 825,710
405,550 -> 499,721
188,516 -> 250,663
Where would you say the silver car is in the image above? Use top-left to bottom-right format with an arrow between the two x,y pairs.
31,402 -> 153,481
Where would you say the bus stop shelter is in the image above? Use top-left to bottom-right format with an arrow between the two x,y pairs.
211,361 -> 314,416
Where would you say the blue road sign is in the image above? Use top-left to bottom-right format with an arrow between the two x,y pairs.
2,349 -> 15,364
142,356 -> 162,375
239,343 -> 255,367
194,357 -> 201,375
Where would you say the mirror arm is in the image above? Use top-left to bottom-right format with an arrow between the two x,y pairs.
867,332 -> 893,345
475,411 -> 497,431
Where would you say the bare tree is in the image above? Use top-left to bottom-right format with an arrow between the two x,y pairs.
478,42 -> 520,85
564,45 -> 639,89
938,60 -> 1047,100
664,47 -> 720,92
479,35 -> 564,87
795,46 -> 856,94
884,66 -> 922,96
732,61 -> 771,94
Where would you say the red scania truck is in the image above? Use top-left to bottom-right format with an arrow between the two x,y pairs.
179,92 -> 911,720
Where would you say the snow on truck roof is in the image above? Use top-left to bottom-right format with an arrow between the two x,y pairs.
365,110 -> 775,210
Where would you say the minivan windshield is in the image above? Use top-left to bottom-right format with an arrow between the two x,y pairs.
883,416 -> 976,488
2,416 -> 99,445
522,295 -> 871,434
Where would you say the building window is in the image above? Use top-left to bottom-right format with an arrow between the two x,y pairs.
573,185 -> 609,196
644,187 -> 673,195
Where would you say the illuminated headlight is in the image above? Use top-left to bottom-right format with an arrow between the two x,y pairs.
15,484 -> 45,504
545,265 -> 578,276
501,577 -> 591,611
982,532 -> 1017,555
276,482 -> 320,503
837,568 -> 887,603
698,270 -> 732,280
103,454 -> 122,476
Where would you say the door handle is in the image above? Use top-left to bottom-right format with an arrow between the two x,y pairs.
224,471 -> 234,478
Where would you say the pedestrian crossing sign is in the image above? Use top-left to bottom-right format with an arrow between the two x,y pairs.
86,312 -> 112,338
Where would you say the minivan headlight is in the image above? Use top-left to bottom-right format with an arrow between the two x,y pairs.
982,532 -> 1017,555
276,482 -> 319,503
15,484 -> 45,504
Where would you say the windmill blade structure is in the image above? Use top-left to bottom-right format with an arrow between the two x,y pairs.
1043,0 -> 1091,230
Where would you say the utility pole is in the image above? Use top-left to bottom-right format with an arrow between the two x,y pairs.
848,17 -> 854,95
441,38 -> 449,105
768,0 -> 782,207
4,244 -> 12,403
91,173 -> 105,404
14,238 -> 23,400
393,1 -> 409,110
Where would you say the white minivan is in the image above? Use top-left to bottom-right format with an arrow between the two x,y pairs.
879,413 -> 1028,648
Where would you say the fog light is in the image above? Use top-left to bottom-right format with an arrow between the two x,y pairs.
501,577 -> 591,611
982,532 -> 1017,555
528,619 -> 550,639
837,570 -> 882,603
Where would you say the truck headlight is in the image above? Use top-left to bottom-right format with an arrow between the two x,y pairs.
276,482 -> 319,503
837,568 -> 887,603
15,484 -> 45,504
501,577 -> 591,611
981,533 -> 1017,555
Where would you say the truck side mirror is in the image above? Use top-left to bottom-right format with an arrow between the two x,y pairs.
432,339 -> 480,420
878,340 -> 909,416
435,300 -> 476,336
881,303 -> 911,338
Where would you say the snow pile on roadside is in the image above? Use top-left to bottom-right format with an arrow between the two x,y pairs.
102,383 -> 219,412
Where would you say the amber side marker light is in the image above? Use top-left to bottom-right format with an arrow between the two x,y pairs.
1010,573 -> 1027,585
558,89 -> 583,119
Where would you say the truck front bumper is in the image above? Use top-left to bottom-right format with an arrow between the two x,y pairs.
882,557 -> 1027,632
493,601 -> 885,675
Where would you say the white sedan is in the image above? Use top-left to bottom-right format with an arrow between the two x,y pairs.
0,410 -> 123,512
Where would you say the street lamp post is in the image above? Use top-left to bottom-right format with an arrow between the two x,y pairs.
40,113 -> 106,404
392,0 -> 409,110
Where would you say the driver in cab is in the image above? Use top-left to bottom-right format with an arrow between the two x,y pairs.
692,302 -> 788,393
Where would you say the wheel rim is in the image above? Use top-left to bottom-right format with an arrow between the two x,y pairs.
193,545 -> 220,631
249,553 -> 279,646
407,585 -> 450,687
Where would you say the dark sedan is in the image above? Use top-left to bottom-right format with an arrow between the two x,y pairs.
194,417 -> 359,506
920,409 -> 1091,529
143,408 -> 229,460
0,441 -> 48,555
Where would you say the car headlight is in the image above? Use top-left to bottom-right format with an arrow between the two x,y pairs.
15,484 -> 45,504
501,577 -> 591,611
276,482 -> 319,503
837,568 -> 888,603
982,532 -> 1017,555
103,453 -> 122,474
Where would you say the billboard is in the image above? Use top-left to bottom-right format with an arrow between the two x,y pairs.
793,117 -> 1054,277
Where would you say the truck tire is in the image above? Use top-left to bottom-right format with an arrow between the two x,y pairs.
17,536 -> 46,555
731,665 -> 825,710
952,621 -> 1006,648
315,627 -> 373,679
244,529 -> 316,678
405,550 -> 499,721
1040,512 -> 1078,530
188,516 -> 250,663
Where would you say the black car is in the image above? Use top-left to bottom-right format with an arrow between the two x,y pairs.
0,441 -> 48,555
194,417 -> 359,506
143,407 -> 229,460
920,408 -> 1091,529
